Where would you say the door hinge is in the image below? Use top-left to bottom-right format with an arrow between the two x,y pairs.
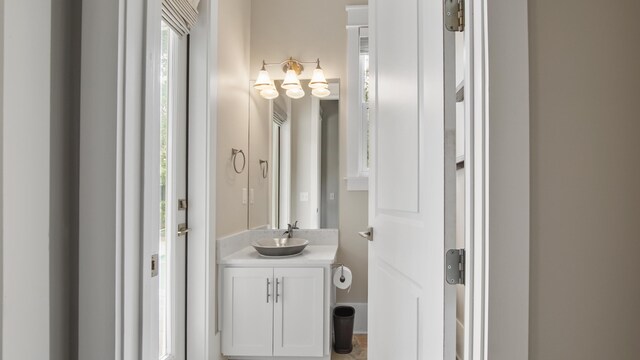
444,0 -> 465,32
445,249 -> 465,285
178,199 -> 188,210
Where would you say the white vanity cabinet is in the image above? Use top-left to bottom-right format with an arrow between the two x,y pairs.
222,266 -> 326,358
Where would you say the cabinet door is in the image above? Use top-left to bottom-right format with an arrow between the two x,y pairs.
273,267 -> 325,357
222,267 -> 274,356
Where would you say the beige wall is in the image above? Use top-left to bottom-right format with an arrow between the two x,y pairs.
320,100 -> 340,229
216,0 -> 251,237
248,84 -> 271,229
250,0 -> 368,303
529,0 -> 640,358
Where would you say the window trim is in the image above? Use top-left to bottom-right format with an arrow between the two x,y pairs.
345,5 -> 369,191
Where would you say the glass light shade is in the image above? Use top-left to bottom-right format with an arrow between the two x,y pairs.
260,86 -> 279,99
286,87 -> 305,99
281,69 -> 301,90
254,69 -> 272,90
309,68 -> 329,89
311,87 -> 331,98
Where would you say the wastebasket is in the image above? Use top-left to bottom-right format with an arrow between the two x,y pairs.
333,306 -> 355,354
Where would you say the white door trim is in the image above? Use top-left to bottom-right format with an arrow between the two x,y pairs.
78,0 -> 147,359
187,0 -> 220,358
466,0 -> 530,359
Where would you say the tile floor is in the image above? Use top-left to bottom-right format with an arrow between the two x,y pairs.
331,335 -> 367,360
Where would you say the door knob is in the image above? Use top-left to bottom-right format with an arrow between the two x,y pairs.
358,227 -> 373,241
177,223 -> 191,236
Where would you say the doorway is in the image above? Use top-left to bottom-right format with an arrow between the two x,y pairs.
158,21 -> 188,360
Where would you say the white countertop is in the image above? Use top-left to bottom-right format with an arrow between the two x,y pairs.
220,245 -> 338,266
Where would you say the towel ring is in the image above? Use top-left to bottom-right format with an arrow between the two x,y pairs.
231,148 -> 246,174
259,159 -> 269,179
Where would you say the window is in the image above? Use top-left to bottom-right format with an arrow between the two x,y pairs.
345,5 -> 369,191
159,21 -> 187,360
159,22 -> 170,357
359,29 -> 370,174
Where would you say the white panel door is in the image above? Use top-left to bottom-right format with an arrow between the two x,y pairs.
273,267 -> 324,357
368,0 -> 456,358
222,267 -> 274,357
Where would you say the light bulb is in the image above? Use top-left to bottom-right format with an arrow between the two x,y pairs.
254,70 -> 272,90
260,87 -> 279,99
309,68 -> 328,89
281,69 -> 301,90
286,87 -> 305,99
312,87 -> 331,98
254,61 -> 272,90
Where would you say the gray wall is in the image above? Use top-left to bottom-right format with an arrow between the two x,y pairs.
2,0 -> 52,358
50,0 -> 81,359
78,0 -> 120,357
0,0 -> 4,353
320,100 -> 339,228
529,0 -> 640,358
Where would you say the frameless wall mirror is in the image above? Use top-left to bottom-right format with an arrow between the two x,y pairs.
248,79 -> 340,230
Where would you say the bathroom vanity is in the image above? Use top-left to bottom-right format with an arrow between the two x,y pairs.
218,229 -> 338,360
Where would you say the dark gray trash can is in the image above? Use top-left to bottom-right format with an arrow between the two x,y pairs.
333,306 -> 355,354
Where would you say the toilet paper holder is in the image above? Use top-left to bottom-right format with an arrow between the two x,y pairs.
332,263 -> 346,283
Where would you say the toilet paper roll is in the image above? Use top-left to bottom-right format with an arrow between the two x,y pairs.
333,266 -> 353,291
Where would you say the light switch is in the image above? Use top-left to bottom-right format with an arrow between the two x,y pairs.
300,192 -> 309,202
249,188 -> 255,204
329,192 -> 335,200
242,188 -> 248,205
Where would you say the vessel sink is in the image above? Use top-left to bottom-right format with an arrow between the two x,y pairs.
251,237 -> 309,257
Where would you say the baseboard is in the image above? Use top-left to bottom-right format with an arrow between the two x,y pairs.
336,302 -> 368,334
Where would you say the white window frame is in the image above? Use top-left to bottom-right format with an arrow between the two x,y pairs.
358,39 -> 370,177
345,5 -> 369,191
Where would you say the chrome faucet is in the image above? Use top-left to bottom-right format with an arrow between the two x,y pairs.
283,221 -> 299,238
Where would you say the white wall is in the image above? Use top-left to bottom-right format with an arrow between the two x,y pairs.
250,0 -> 369,303
216,0 -> 251,237
2,1 -> 52,358
529,0 -> 640,358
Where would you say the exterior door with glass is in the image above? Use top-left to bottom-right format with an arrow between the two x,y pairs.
158,22 -> 188,360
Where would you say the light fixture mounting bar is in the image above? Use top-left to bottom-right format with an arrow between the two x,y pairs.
261,57 -> 324,75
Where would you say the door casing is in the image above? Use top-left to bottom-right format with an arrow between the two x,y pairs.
184,1 -> 531,360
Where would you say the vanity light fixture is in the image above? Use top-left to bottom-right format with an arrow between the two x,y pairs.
254,57 -> 331,99
286,87 -> 305,99
254,61 -> 273,90
281,68 -> 302,90
260,80 -> 279,99
311,87 -> 331,98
